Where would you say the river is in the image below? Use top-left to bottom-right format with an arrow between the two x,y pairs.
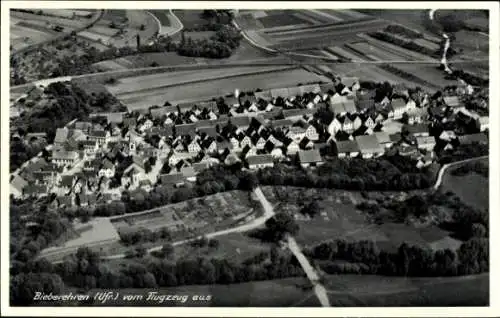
429,8 -> 472,87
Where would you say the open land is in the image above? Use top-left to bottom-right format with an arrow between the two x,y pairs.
261,186 -> 462,252
441,158 -> 489,212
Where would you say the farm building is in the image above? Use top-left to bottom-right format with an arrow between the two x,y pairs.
247,154 -> 274,169
374,132 -> 393,148
356,135 -> 384,158
52,150 -> 80,167
416,136 -> 436,151
458,133 -> 488,145
298,149 -> 323,168
333,140 -> 359,158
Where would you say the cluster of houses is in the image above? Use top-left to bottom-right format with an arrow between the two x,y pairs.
10,77 -> 489,209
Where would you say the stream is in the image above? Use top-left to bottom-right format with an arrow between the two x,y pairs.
429,9 -> 470,87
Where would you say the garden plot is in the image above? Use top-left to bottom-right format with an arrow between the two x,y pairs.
10,25 -> 54,50
40,9 -> 95,19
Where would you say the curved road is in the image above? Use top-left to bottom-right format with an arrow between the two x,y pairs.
432,155 -> 489,190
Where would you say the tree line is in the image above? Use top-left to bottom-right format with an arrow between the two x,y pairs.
10,244 -> 305,305
305,237 -> 488,277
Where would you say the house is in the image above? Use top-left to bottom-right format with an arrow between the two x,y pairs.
404,124 -> 429,138
305,125 -> 319,141
175,123 -> 197,137
158,173 -> 185,187
247,154 -> 274,169
458,133 -> 488,145
416,152 -> 434,169
99,159 -> 115,178
416,136 -> 436,151
391,98 -> 407,119
81,140 -> 99,157
477,116 -> 489,132
297,137 -> 313,150
405,107 -> 428,125
10,175 -> 28,198
439,130 -> 457,141
342,99 -> 357,114
181,166 -> 197,182
52,150 -> 79,167
298,149 -> 323,168
340,116 -> 354,132
56,195 -> 73,208
121,167 -> 143,188
285,139 -> 300,155
352,115 -> 363,130
364,116 -> 376,129
334,140 -> 360,158
139,179 -> 153,191
271,147 -> 284,159
22,184 -> 48,198
356,135 -> 384,158
240,135 -> 253,148
188,140 -> 201,154
443,96 -> 461,108
88,130 -> 110,146
374,132 -> 393,148
54,128 -> 69,145
256,137 -> 267,150
327,117 -> 342,136
287,126 -> 306,141
331,102 -> 347,116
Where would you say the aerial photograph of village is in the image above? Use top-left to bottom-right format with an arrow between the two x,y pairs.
6,4 -> 490,308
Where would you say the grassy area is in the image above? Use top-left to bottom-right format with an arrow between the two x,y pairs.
262,186 -> 458,251
150,10 -> 172,26
172,232 -> 272,263
258,13 -> 309,28
172,10 -> 208,30
323,273 -> 489,306
441,158 -> 489,212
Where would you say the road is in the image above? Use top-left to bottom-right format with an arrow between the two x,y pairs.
287,235 -> 331,307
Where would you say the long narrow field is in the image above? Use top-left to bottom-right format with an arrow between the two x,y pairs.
106,66 -> 294,95
262,19 -> 390,51
108,67 -> 328,109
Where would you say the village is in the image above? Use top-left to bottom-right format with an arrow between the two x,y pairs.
9,75 -> 489,211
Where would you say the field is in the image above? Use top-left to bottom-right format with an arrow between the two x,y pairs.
390,64 -> 461,88
149,10 -> 172,26
441,159 -> 489,212
80,9 -> 158,49
94,52 -> 202,71
106,67 -> 328,109
318,63 -> 437,92
172,10 -> 207,30
323,273 -> 489,306
262,186 -> 460,252
260,19 -> 390,51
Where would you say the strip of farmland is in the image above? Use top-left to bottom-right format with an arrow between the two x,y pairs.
114,68 -> 329,109
107,66 -> 294,95
357,33 -> 436,61
264,19 -> 390,51
325,46 -> 366,62
345,42 -> 407,61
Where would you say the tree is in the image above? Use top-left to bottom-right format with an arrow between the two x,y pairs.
471,223 -> 487,238
161,243 -> 174,257
265,212 -> 299,241
301,201 -> 321,218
